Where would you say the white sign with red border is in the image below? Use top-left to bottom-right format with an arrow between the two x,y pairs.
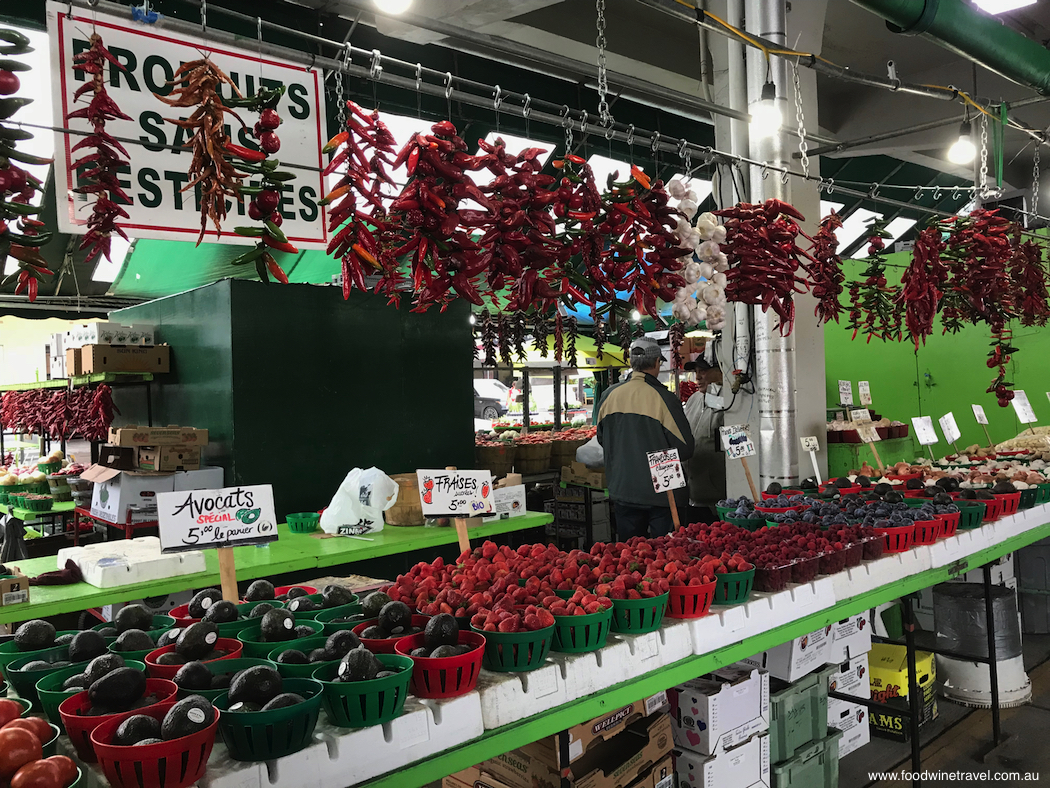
46,2 -> 329,248
416,470 -> 494,517
647,448 -> 685,493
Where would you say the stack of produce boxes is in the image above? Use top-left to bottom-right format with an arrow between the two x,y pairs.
825,614 -> 873,758
446,693 -> 672,788
669,664 -> 770,788
866,642 -> 937,740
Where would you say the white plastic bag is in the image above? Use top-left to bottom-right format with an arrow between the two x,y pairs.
319,467 -> 399,536
576,436 -> 605,469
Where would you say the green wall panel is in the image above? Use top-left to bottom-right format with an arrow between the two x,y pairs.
824,251 -> 1038,457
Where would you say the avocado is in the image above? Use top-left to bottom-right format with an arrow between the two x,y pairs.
424,614 -> 459,651
375,671 -> 397,679
262,693 -> 304,710
90,667 -> 146,711
765,482 -> 782,495
361,626 -> 388,639
229,701 -> 261,713
210,673 -> 232,690
856,475 -> 872,488
260,609 -> 296,642
429,645 -> 459,658
188,589 -> 223,619
55,634 -> 76,646
20,660 -> 52,672
933,493 -> 954,505
228,665 -> 282,706
155,629 -> 181,649
15,620 -> 56,652
833,477 -> 852,488
52,660 -> 72,669
62,675 -> 88,692
377,601 -> 412,634
906,478 -> 924,490
285,587 -> 309,600
173,661 -> 213,691
873,483 -> 892,496
287,597 -> 319,615
161,695 -> 216,740
276,649 -> 308,664
135,738 -> 165,746
409,647 -> 429,658
113,714 -> 161,746
993,480 -> 1018,494
361,591 -> 391,619
322,586 -> 355,609
243,580 -> 276,602
156,652 -> 187,666
324,630 -> 361,659
176,622 -> 220,660
885,491 -> 904,503
248,603 -> 276,619
84,653 -> 126,683
202,601 -> 239,624
97,627 -> 118,638
200,649 -> 229,661
961,489 -> 977,499
455,644 -> 474,655
307,648 -> 329,663
115,630 -> 156,652
114,605 -> 153,634
294,625 -> 316,639
338,648 -> 379,681
69,630 -> 108,663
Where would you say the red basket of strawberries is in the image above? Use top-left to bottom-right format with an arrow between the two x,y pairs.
666,558 -> 722,618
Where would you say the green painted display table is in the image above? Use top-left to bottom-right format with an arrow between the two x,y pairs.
0,511 -> 551,624
0,501 -> 75,522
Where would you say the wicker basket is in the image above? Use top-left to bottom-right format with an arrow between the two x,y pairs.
550,439 -> 587,471
475,444 -> 517,478
384,473 -> 425,526
515,442 -> 552,474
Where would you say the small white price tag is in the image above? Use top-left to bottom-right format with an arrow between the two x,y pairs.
1013,390 -> 1038,424
800,436 -> 820,452
939,412 -> 961,444
647,448 -> 686,493
858,380 -> 872,406
720,425 -> 756,459
851,408 -> 871,422
857,422 -> 880,444
912,416 -> 939,446
972,404 -> 989,425
838,380 -> 854,406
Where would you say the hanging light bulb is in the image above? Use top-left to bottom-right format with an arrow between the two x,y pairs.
948,120 -> 976,165
749,81 -> 781,141
374,0 -> 412,13
631,309 -> 642,322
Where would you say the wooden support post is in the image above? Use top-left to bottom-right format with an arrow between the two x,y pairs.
667,490 -> 681,531
740,457 -> 759,500
217,548 -> 238,603
446,465 -> 471,555
869,442 -> 885,475
982,423 -> 995,451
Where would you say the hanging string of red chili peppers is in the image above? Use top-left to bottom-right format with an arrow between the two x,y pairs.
987,326 -> 1016,407
897,225 -> 948,349
806,212 -> 845,326
1009,239 -> 1050,328
846,220 -> 901,343
0,28 -> 54,302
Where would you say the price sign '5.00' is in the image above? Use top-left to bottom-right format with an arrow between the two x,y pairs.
416,470 -> 493,517
157,485 -> 277,554
647,448 -> 685,493
720,425 -> 756,459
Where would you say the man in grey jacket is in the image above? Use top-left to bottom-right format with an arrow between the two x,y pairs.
596,337 -> 695,539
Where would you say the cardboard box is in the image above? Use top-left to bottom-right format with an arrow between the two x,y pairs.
669,665 -> 770,755
521,692 -> 668,772
562,461 -> 607,489
825,614 -> 872,663
674,733 -> 770,788
482,484 -> 527,521
65,347 -> 82,377
742,628 -> 830,682
97,445 -> 138,471
826,654 -> 870,700
108,425 -> 209,447
867,643 -> 937,740
80,344 -> 170,374
66,323 -> 156,348
138,445 -> 201,472
84,465 -> 174,524
172,466 -> 224,491
827,698 -> 870,758
0,572 -> 30,607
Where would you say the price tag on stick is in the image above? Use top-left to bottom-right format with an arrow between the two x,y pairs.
157,484 -> 278,603
858,381 -> 872,406
1013,390 -> 1038,428
838,380 -> 854,407
800,436 -> 822,485
647,449 -> 685,530
417,468 -> 495,553
720,426 -> 759,499
972,404 -> 995,450
912,416 -> 939,461
939,412 -> 961,452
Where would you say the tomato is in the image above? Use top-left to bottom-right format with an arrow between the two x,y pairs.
0,729 -> 42,779
3,718 -> 52,745
0,699 -> 24,728
43,758 -> 76,788
11,761 -> 61,788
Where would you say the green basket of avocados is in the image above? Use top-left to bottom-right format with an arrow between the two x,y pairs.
214,677 -> 324,761
172,657 -> 278,702
0,626 -> 87,679
36,660 -> 146,732
6,647 -> 75,702
267,637 -> 339,679
236,616 -> 322,659
314,605 -> 365,635
313,655 -> 412,728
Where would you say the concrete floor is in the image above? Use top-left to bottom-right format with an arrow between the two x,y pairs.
843,635 -> 1050,787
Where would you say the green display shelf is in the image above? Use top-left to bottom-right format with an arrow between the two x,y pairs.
0,501 -> 76,522
356,516 -> 1050,788
0,512 -> 552,624
0,372 -> 155,392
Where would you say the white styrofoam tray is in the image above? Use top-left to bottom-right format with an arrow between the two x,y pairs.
57,536 -> 206,588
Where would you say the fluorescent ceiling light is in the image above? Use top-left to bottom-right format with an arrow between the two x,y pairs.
883,217 -> 918,243
834,208 -> 882,254
91,235 -> 133,282
375,0 -> 412,13
972,0 -> 1036,13
820,200 -> 845,218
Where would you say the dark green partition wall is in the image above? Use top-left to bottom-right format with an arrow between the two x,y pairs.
113,279 -> 474,516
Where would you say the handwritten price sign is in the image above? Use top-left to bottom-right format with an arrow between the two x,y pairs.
647,448 -> 686,493
157,485 -> 277,554
939,412 -> 961,444
416,470 -> 493,516
720,425 -> 756,459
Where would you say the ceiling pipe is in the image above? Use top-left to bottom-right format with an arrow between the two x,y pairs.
850,0 -> 1050,96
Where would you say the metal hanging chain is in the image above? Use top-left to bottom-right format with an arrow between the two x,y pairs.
1033,144 -> 1041,218
595,0 -> 611,129
334,47 -> 347,130
562,106 -> 574,152
980,114 -> 990,198
792,64 -> 810,179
